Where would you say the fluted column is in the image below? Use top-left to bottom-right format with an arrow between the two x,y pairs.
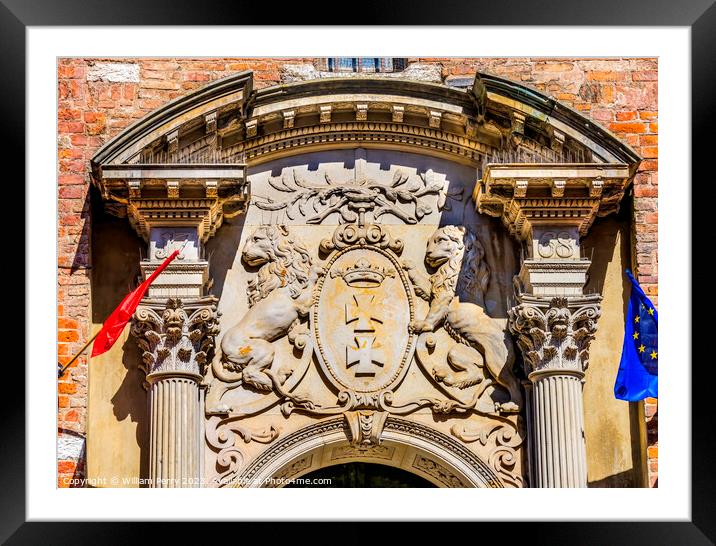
509,295 -> 600,487
132,297 -> 219,487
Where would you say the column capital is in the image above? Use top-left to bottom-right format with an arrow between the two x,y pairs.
508,295 -> 601,379
131,296 -> 220,383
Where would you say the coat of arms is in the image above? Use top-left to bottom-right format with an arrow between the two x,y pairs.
312,223 -> 416,395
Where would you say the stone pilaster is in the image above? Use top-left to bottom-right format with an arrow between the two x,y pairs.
131,296 -> 219,487
509,296 -> 600,487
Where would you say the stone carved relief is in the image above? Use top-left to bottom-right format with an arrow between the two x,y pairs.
253,168 -> 462,225
205,416 -> 280,487
508,296 -> 601,375
450,419 -> 524,488
131,297 -> 220,382
204,163 -> 525,488
212,225 -> 322,392
405,226 -> 522,412
312,223 -> 416,396
268,455 -> 314,487
344,411 -> 389,447
330,444 -> 394,461
412,454 -> 467,487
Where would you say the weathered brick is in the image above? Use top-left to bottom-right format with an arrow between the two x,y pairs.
59,382 -> 77,394
632,70 -> 658,81
641,146 -> 658,159
587,71 -> 627,82
609,121 -> 647,134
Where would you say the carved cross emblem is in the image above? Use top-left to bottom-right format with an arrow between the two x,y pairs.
344,294 -> 385,376
345,294 -> 383,332
346,335 -> 385,376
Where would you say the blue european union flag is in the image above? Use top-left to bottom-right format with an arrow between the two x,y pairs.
614,269 -> 658,401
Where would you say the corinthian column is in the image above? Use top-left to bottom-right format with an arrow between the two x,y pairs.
475,163 -> 628,487
509,296 -> 600,487
132,297 -> 219,487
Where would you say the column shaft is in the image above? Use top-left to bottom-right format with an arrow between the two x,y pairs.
149,375 -> 202,487
531,373 -> 586,487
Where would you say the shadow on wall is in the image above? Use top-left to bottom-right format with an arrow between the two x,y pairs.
90,188 -> 149,481
582,198 -> 648,488
90,186 -> 144,323
204,212 -> 247,300
588,468 -> 642,488
110,336 -> 149,481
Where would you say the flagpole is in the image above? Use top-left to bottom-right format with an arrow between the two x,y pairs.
57,240 -> 189,379
57,330 -> 100,378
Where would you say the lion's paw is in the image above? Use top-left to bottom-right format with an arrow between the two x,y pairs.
495,401 -> 520,413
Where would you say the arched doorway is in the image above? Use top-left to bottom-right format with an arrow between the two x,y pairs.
286,462 -> 436,488
230,417 -> 506,488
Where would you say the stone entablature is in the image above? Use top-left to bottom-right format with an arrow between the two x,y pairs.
97,163 -> 249,244
475,163 -> 632,241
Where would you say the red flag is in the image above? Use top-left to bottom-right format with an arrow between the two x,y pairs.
91,250 -> 180,358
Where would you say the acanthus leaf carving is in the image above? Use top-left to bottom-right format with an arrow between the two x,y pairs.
253,168 -> 457,226
508,295 -> 601,376
131,297 -> 220,381
450,417 -> 525,488
206,415 -> 280,487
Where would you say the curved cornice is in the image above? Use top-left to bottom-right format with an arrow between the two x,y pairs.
91,71 -> 253,168
91,69 -> 640,173
480,73 -> 640,166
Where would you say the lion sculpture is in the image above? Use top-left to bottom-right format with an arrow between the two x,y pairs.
213,225 -> 322,391
404,225 -> 522,412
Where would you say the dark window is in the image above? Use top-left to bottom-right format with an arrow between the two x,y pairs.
318,58 -> 408,73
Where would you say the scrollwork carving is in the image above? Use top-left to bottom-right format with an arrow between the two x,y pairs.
206,416 -> 280,487
450,417 -> 524,488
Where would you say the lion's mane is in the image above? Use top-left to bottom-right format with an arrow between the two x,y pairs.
246,226 -> 312,307
430,226 -> 490,306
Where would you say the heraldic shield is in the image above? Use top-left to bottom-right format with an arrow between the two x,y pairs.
312,223 -> 417,395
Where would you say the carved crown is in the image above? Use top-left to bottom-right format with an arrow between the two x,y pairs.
331,258 -> 396,288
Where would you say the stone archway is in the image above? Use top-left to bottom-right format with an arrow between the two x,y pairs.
235,417 -> 504,488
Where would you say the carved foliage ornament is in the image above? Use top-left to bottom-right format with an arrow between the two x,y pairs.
253,168 -> 462,225
131,297 -> 220,381
508,296 -> 601,376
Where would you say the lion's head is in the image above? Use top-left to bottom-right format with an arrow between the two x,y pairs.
426,225 -> 490,306
243,225 -> 312,307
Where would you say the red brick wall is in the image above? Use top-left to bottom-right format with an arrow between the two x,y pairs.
57,57 -> 657,487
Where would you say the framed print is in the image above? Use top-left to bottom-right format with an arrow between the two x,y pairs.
7,0 -> 713,542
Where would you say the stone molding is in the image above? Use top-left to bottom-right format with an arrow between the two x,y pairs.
99,164 -> 249,243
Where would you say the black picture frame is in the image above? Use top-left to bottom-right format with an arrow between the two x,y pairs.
7,0 -> 711,542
